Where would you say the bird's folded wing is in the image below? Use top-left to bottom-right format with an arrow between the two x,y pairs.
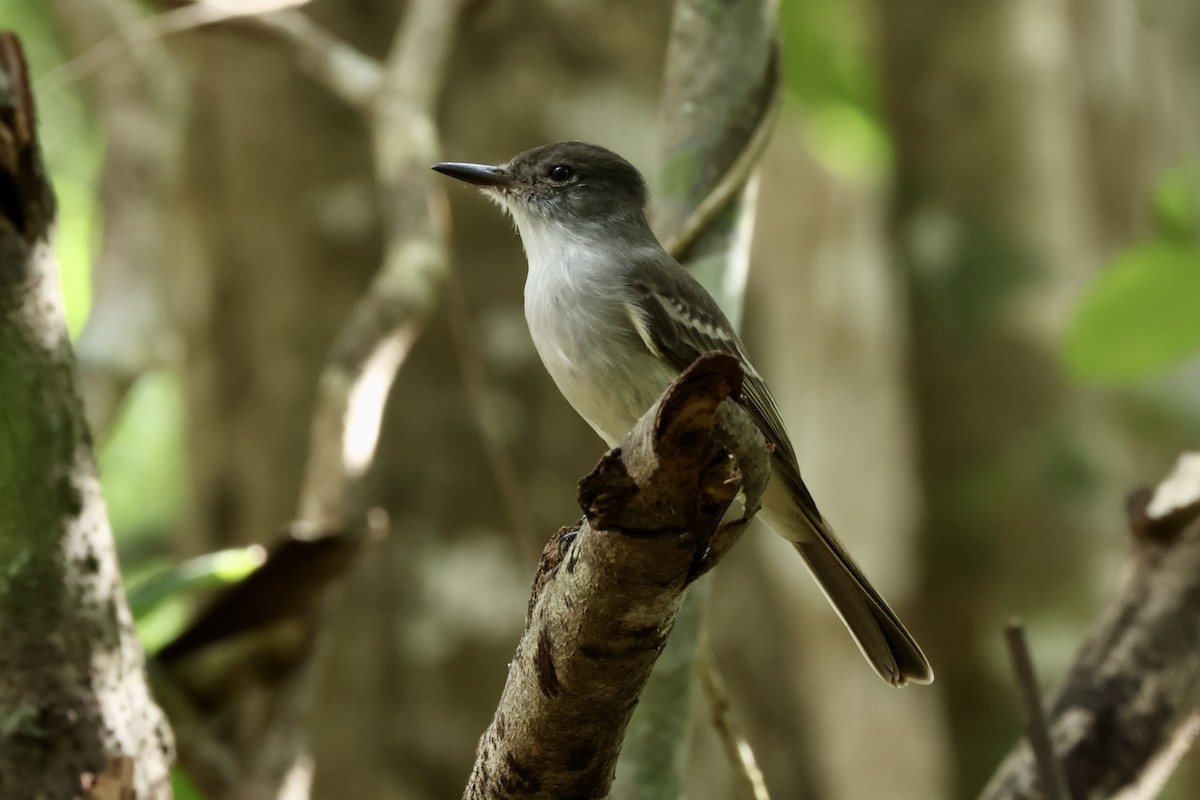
625,259 -> 819,514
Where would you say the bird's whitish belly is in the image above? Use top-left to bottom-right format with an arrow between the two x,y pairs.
526,299 -> 675,447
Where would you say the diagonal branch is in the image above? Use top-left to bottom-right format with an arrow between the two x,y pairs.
297,0 -> 465,526
698,630 -> 772,800
462,354 -> 771,800
1002,621 -> 1069,800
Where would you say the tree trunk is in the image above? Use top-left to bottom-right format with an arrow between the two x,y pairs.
739,127 -> 954,799
876,0 -> 1191,792
0,32 -> 173,800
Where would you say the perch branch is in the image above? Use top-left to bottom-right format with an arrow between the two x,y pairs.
981,452 -> 1200,800
462,354 -> 770,800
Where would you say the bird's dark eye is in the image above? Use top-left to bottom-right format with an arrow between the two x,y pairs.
548,164 -> 575,183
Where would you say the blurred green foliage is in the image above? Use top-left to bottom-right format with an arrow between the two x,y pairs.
779,0 -> 891,181
8,0 -> 103,335
1064,163 -> 1200,382
7,3 -> 189,550
98,372 -> 187,544
129,546 -> 266,654
172,767 -> 207,800
1154,160 -> 1200,241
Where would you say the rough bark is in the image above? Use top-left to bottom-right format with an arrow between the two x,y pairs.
463,354 -> 770,800
982,453 -> 1200,800
0,32 -> 173,800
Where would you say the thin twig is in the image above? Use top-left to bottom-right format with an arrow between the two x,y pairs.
698,627 -> 771,800
444,266 -> 542,564
234,9 -> 382,108
1003,620 -> 1070,800
37,0 -> 315,91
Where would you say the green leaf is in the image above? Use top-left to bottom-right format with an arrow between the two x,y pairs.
128,547 -> 265,654
172,767 -> 208,800
1064,241 -> 1200,382
100,372 -> 185,543
1152,160 -> 1200,242
128,546 -> 265,618
14,0 -> 105,335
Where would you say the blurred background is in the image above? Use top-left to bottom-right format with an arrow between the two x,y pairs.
5,0 -> 1200,797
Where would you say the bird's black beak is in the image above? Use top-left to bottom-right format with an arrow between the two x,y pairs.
432,161 -> 512,188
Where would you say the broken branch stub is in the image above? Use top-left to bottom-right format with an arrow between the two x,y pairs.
463,353 -> 769,800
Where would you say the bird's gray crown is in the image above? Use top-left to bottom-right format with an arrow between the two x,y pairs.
434,141 -> 649,226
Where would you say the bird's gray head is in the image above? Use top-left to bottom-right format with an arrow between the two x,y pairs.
433,142 -> 649,233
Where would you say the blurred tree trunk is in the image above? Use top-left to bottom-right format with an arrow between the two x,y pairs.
168,6 -> 388,796
876,0 -> 1188,792
731,120 -> 953,800
174,16 -> 383,560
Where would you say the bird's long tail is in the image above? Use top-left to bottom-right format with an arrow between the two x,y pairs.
758,470 -> 932,686
793,524 -> 933,687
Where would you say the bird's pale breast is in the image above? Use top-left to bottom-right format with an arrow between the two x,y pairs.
520,227 -> 676,447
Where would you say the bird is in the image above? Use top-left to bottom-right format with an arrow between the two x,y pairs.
433,141 -> 932,687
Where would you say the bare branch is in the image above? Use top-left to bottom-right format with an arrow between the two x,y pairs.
39,0 -> 315,91
232,9 -> 382,109
1002,621 -> 1069,800
152,2 -> 466,796
698,631 -> 771,800
981,452 -> 1200,800
298,0 -> 464,525
463,355 -> 770,800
